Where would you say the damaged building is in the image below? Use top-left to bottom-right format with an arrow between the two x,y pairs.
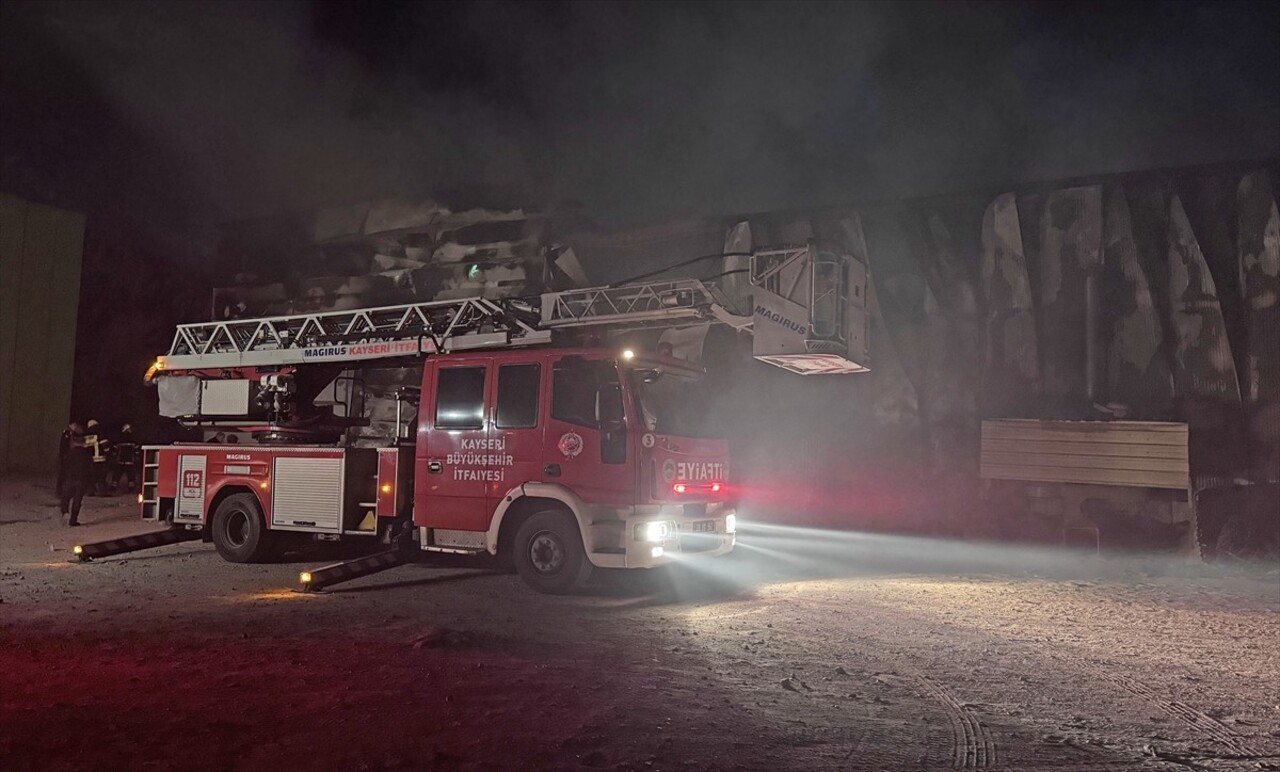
208,199 -> 589,443
202,161 -> 1278,557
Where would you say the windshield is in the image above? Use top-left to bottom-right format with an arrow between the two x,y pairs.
629,369 -> 718,438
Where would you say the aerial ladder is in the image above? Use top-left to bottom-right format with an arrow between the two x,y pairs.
156,248 -> 867,374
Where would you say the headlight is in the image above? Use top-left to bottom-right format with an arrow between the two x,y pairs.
725,514 -> 737,534
635,521 -> 673,543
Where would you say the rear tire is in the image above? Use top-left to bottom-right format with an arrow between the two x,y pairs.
211,492 -> 275,563
513,510 -> 592,594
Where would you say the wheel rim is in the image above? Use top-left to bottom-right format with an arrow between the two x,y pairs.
528,530 -> 565,575
225,509 -> 250,548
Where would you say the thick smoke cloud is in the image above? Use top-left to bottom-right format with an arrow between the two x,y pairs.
2,0 -> 1278,238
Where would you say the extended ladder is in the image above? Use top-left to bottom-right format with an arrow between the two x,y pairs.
159,279 -> 743,372
540,278 -> 733,328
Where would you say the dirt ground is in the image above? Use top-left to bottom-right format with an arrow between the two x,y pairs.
2,476 -> 1278,771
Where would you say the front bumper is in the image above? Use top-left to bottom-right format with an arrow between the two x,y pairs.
587,506 -> 737,569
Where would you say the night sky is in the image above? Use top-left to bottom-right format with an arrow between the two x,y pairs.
2,0 -> 1278,246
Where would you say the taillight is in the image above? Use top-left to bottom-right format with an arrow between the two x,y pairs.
672,483 -> 688,494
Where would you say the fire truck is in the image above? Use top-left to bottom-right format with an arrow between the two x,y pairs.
127,243 -> 869,593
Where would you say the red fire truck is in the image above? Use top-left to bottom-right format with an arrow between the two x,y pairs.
134,244 -> 869,593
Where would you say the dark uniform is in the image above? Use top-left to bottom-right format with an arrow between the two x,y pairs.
60,429 -> 93,526
111,424 -> 140,494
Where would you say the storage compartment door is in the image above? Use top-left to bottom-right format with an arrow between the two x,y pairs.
175,454 -> 207,523
272,456 -> 344,531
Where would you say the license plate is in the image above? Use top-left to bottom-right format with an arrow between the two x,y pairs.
691,520 -> 715,533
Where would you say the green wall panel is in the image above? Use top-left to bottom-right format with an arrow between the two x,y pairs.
0,194 -> 84,474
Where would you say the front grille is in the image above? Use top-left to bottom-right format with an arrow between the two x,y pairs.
679,533 -> 721,553
683,503 -> 707,518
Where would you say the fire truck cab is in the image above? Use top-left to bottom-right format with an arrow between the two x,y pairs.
416,348 -> 734,591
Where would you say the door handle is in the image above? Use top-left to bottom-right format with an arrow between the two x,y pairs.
543,464 -> 561,477
427,460 -> 443,474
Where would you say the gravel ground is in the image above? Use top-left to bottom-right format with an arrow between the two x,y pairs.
2,475 -> 1278,771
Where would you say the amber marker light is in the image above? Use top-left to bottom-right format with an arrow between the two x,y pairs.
143,356 -> 166,382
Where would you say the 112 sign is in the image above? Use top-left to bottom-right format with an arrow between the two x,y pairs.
181,470 -> 203,498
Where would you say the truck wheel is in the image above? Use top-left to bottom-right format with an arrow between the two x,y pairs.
513,510 -> 592,594
211,492 -> 275,563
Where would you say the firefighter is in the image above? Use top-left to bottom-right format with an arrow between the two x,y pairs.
59,423 -> 92,526
84,419 -> 111,495
111,423 -> 140,494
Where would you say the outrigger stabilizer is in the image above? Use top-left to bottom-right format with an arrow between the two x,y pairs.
72,527 -> 202,562
297,548 -> 407,592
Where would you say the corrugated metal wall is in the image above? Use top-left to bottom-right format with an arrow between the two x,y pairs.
0,193 -> 85,473
979,419 -> 1189,489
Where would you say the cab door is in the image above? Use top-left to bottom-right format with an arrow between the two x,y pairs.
418,359 -> 492,531
486,358 -> 546,510
543,355 -> 635,507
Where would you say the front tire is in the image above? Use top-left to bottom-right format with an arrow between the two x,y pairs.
513,510 -> 592,594
211,492 -> 275,563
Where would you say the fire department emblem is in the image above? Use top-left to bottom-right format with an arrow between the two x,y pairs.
662,459 -> 677,482
641,433 -> 655,448
557,431 -> 584,458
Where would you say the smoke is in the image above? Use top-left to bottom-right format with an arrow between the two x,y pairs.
4,0 -> 1276,239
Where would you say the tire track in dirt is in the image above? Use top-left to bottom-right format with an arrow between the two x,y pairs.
686,604 -> 944,770
746,593 -> 1001,769
686,582 -> 1278,770
913,674 -> 998,768
1106,672 -> 1268,758
878,672 -> 997,768
803,583 -> 1280,765
1032,644 -> 1270,760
